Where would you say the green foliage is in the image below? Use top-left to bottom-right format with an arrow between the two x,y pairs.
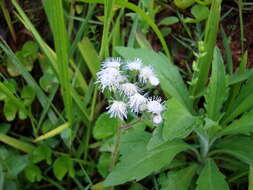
163,99 -> 196,141
196,159 -> 229,190
93,113 -> 118,140
205,47 -> 228,121
53,156 -> 75,180
104,131 -> 189,186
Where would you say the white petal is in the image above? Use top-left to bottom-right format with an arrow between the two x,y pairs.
129,93 -> 147,113
102,57 -> 121,69
107,101 -> 127,120
120,83 -> 139,96
125,58 -> 143,71
149,76 -> 160,86
146,98 -> 164,114
153,114 -> 162,124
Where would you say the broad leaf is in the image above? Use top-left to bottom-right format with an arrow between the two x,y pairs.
219,109 -> 253,136
104,132 -> 189,186
115,47 -> 193,113
205,47 -> 228,121
163,99 -> 197,141
93,113 -> 118,140
160,164 -> 198,190
215,136 -> 253,165
196,159 -> 229,190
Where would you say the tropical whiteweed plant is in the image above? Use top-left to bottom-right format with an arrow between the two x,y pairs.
98,45 -> 253,189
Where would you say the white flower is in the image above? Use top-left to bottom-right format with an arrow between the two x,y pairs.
107,101 -> 128,120
148,76 -> 160,86
96,67 -> 126,91
139,66 -> 155,83
146,98 -> 164,115
129,93 -> 147,113
119,83 -> 139,97
102,57 -> 121,69
125,58 -> 143,71
153,114 -> 163,124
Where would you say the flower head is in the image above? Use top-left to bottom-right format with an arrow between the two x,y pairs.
107,101 -> 128,120
102,57 -> 122,69
153,114 -> 163,124
96,67 -> 126,91
148,76 -> 160,86
119,83 -> 139,97
125,58 -> 143,71
129,93 -> 147,113
146,98 -> 164,115
139,66 -> 155,83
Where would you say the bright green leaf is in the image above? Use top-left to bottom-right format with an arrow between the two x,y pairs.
205,47 -> 228,121
25,164 -> 42,182
163,99 -> 197,141
196,159 -> 229,190
93,113 -> 118,140
53,156 -> 74,180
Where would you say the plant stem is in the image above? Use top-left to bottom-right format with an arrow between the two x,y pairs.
110,123 -> 122,171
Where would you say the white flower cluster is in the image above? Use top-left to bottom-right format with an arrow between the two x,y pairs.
96,57 -> 164,124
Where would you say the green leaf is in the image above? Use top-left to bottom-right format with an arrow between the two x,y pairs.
249,165 -> 253,190
25,164 -> 42,182
222,75 -> 253,125
93,113 -> 118,140
5,155 -> 29,178
3,99 -> 18,121
0,123 -> 11,134
205,47 -> 228,121
104,135 -> 189,186
147,126 -> 167,150
191,5 -> 209,21
191,0 -> 222,97
163,99 -> 196,141
219,109 -> 253,136
30,144 -> 52,164
196,159 -> 229,190
159,16 -> 179,25
53,156 -> 75,180
97,153 -> 111,178
215,136 -> 253,165
115,47 -> 193,113
160,164 -> 198,190
21,85 -> 36,106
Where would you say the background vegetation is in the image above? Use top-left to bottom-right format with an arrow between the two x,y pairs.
0,0 -> 253,189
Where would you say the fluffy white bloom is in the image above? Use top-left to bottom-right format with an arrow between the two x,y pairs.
139,66 -> 155,83
102,57 -> 121,69
96,67 -> 125,91
125,58 -> 143,71
129,93 -> 147,113
146,98 -> 164,115
153,114 -> 163,124
119,83 -> 139,97
107,101 -> 127,120
148,76 -> 160,86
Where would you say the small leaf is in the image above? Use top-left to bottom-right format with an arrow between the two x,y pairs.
196,159 -> 229,190
93,113 -> 118,140
53,156 -> 74,180
30,144 -> 52,164
5,155 -> 29,178
191,5 -> 209,21
21,85 -> 35,106
4,99 -> 18,121
97,153 -> 111,178
159,16 -> 179,25
25,164 -> 42,182
163,99 -> 197,141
